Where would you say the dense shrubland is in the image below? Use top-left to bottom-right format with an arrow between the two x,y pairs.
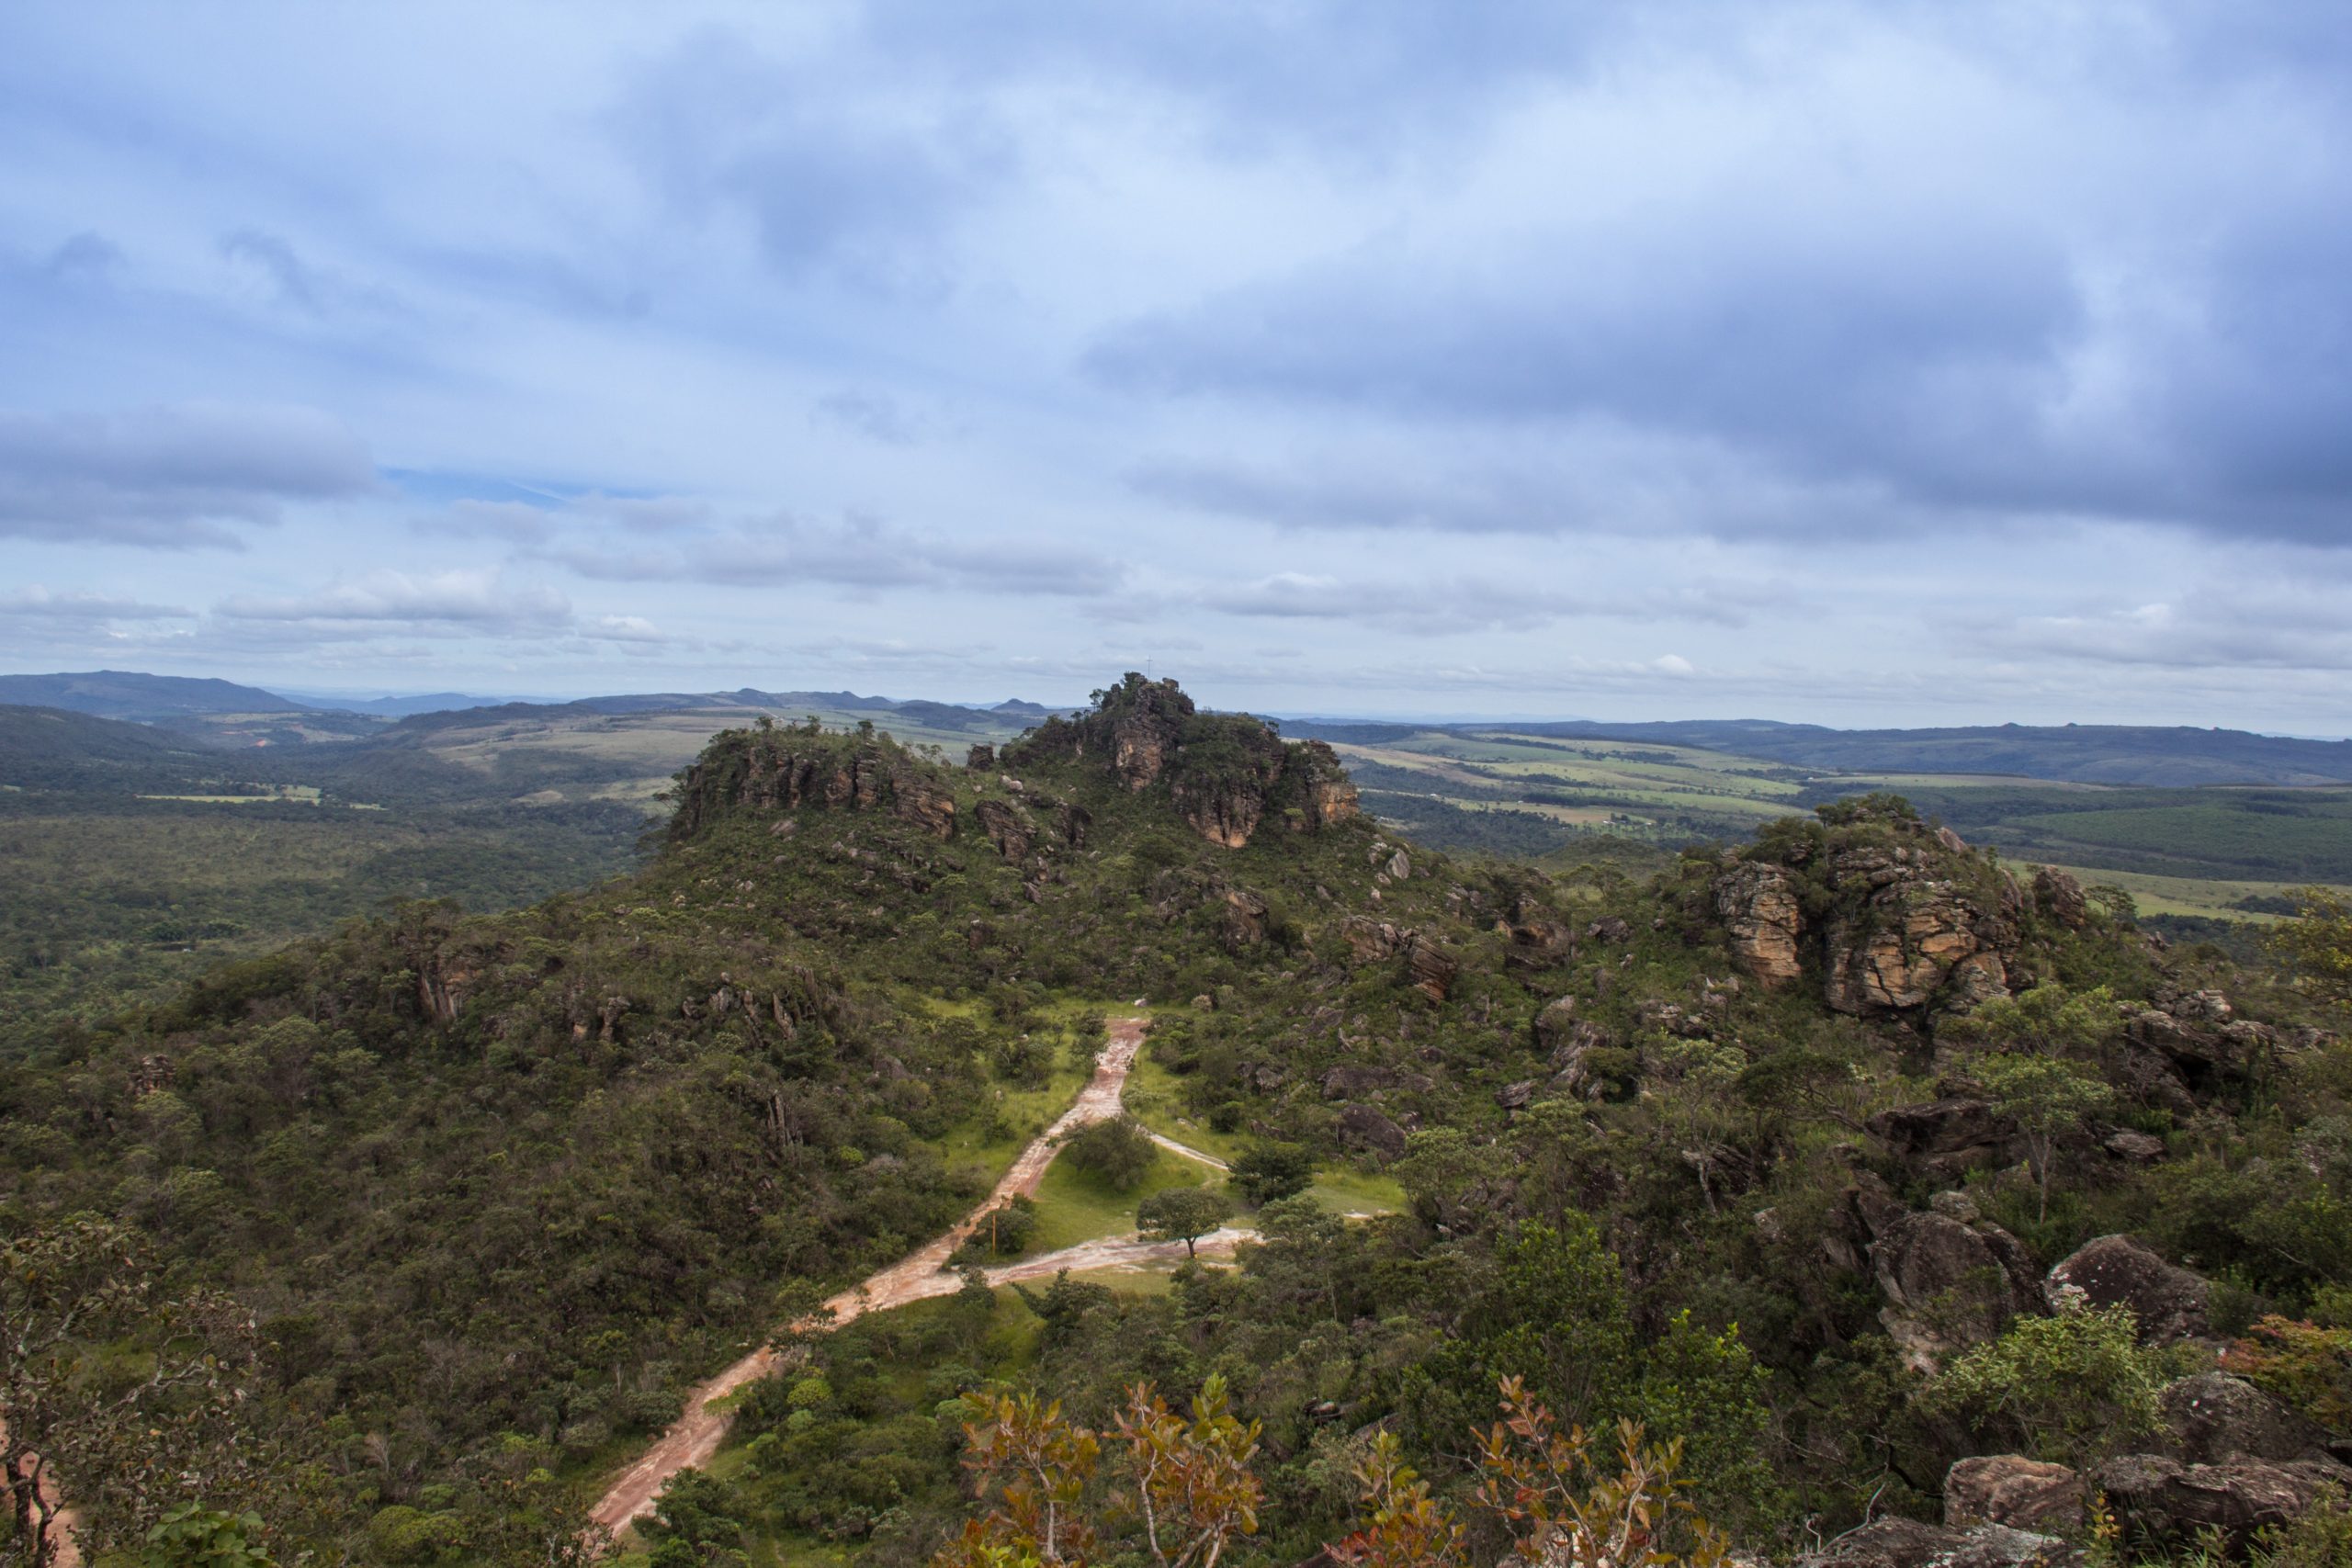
6,681 -> 2352,1566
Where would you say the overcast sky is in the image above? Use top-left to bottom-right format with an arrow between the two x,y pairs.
3,2 -> 2348,728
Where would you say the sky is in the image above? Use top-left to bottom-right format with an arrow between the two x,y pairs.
2,2 -> 2349,728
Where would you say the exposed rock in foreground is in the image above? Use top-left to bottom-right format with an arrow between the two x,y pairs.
1795,1517 -> 2076,1568
1943,1455 -> 2084,1534
2044,1235 -> 2211,1344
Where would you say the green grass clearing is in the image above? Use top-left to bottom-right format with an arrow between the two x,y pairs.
1026,1145 -> 1217,1255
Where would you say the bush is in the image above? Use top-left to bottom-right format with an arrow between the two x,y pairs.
1060,1116 -> 1155,1191
1922,1303 -> 2164,1465
1230,1142 -> 1314,1207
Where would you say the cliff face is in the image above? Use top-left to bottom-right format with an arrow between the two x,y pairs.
1003,672 -> 1360,849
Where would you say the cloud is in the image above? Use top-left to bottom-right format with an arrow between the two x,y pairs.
1193,569 -> 1788,633
813,390 -> 926,446
0,402 -> 376,547
537,511 -> 1125,597
1973,591 -> 2352,672
0,585 -> 193,622
615,28 -> 1013,292
220,569 -> 571,631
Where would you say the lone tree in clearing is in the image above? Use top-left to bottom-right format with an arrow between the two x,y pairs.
1136,1188 -> 1232,1258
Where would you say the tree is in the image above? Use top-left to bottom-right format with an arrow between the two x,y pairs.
1946,984 -> 2121,1222
1136,1189 -> 1232,1258
938,1390 -> 1102,1568
1112,1376 -> 1261,1568
2271,888 -> 2352,1010
3,1216 -> 277,1568
1061,1117 -> 1156,1192
1473,1378 -> 1730,1568
1343,1434 -> 1464,1568
1975,1053 -> 2114,1223
1227,1144 -> 1313,1207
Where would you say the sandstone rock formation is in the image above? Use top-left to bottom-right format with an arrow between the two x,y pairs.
2095,1454 -> 2352,1545
1871,1209 -> 2044,1371
2159,1372 -> 2338,1465
1866,1098 -> 2019,1181
1824,850 -> 2011,1014
1335,1103 -> 1408,1162
1715,861 -> 1804,986
2032,866 -> 2088,929
1943,1455 -> 2084,1534
2044,1235 -> 2211,1344
1794,1517 -> 2076,1568
1002,674 -> 1358,848
673,735 -> 956,841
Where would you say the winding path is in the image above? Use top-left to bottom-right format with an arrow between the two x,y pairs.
590,1015 -> 1236,1534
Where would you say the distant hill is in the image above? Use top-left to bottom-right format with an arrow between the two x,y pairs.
0,670 -> 312,721
271,690 -> 514,718
1284,716 -> 2352,788
0,705 -> 225,790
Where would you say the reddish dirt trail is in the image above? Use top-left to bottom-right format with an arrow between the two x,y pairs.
590,1015 -> 1161,1534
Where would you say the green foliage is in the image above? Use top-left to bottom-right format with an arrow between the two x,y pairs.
1227,1144 -> 1314,1207
2270,887 -> 2352,1010
1135,1189 -> 1232,1257
142,1504 -> 275,1568
1059,1118 -> 1155,1192
1923,1303 -> 2165,1466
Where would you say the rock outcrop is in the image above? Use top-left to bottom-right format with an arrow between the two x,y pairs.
1001,674 -> 1359,848
1335,1103 -> 1408,1162
1866,1098 -> 2020,1180
1824,848 -> 2012,1014
1794,1517 -> 2076,1568
1337,918 -> 1458,1000
1710,808 -> 2024,1019
672,732 -> 957,841
1716,862 -> 1804,987
2096,1454 -> 2352,1545
1871,1209 -> 2043,1371
2045,1235 -> 2211,1344
2158,1373 -> 2338,1465
1943,1456 -> 2084,1534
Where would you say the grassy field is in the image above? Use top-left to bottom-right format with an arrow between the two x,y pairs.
1305,726 -> 2352,943
1026,1146 -> 1217,1253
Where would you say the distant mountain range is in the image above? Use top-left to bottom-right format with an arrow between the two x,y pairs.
7,671 -> 2352,788
0,671 -> 1069,732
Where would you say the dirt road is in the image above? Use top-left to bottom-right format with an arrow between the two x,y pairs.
592,1014 -> 1202,1533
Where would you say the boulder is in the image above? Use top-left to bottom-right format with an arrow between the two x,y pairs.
1586,916 -> 1633,944
1339,916 -> 1403,963
1823,852 -> 2014,1015
1496,1078 -> 1538,1111
1221,886 -> 1271,946
1400,934 -> 1458,1002
973,797 -> 1035,861
2159,1373 -> 2338,1465
1943,1456 -> 2083,1534
2103,1131 -> 2167,1163
1871,1211 -> 2043,1371
1714,862 -> 1804,987
1866,1098 -> 2019,1180
2032,867 -> 2088,929
1334,1104 -> 1408,1163
2045,1235 -> 2210,1344
2095,1453 -> 2352,1545
1794,1517 -> 2076,1568
965,743 -> 996,770
1532,996 -> 1581,1053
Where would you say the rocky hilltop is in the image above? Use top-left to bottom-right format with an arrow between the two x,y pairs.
1002,672 -> 1358,847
